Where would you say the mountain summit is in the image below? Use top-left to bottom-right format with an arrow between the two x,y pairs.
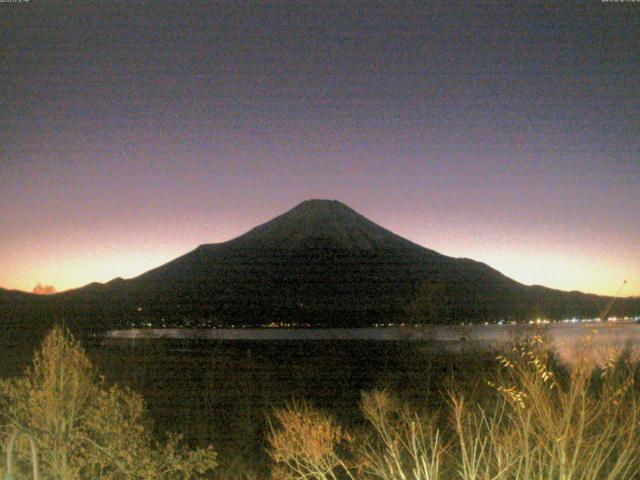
3,200 -> 639,330
211,199 -> 430,252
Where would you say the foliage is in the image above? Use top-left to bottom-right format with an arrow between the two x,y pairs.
268,393 -> 444,480
356,390 -> 443,480
4,325 -> 638,480
267,336 -> 640,480
0,325 -> 217,479
268,401 -> 352,480
407,280 -> 452,324
455,335 -> 640,480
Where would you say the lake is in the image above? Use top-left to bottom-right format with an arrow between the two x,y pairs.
105,320 -> 640,364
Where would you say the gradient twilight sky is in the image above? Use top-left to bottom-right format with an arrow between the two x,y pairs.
1,2 -> 639,296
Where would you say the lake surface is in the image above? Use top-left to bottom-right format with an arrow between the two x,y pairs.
106,321 -> 640,364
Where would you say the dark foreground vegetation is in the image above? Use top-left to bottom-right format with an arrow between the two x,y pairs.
1,327 -> 640,479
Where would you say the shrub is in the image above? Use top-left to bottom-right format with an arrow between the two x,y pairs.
0,325 -> 217,479
268,401 -> 352,480
268,392 -> 443,480
453,335 -> 640,480
356,390 -> 443,480
268,336 -> 640,480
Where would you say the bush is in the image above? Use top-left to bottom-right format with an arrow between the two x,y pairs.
454,336 -> 640,480
0,325 -> 217,479
268,401 -> 351,480
268,336 -> 640,480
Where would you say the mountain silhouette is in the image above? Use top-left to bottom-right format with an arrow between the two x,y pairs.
2,199 -> 639,331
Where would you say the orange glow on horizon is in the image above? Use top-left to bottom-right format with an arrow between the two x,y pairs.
2,250 -> 182,293
2,209 -> 638,297
2,241 -> 638,298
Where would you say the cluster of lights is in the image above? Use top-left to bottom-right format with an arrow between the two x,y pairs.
527,318 -> 551,325
123,313 -> 640,330
373,322 -> 402,328
265,321 -> 299,328
476,316 -> 640,326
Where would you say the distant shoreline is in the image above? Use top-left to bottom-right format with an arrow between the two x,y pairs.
105,321 -> 640,344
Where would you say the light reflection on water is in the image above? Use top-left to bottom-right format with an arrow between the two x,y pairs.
106,322 -> 640,365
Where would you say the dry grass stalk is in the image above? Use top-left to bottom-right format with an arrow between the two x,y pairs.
267,336 -> 640,480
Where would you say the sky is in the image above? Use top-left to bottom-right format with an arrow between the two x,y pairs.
1,2 -> 638,296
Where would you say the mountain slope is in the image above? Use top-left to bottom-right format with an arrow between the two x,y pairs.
120,200 -> 528,326
2,200 -> 639,330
